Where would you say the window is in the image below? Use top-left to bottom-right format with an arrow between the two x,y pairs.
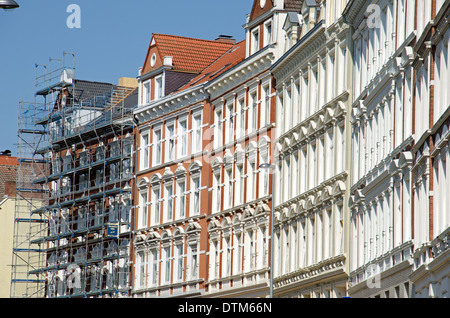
192,112 -> 202,153
62,176 -> 71,194
143,81 -> 151,104
189,244 -> 198,280
251,27 -> 260,54
177,179 -> 186,219
215,108 -> 223,148
264,20 -> 272,46
213,169 -> 221,213
178,117 -> 188,158
79,173 -> 87,191
152,187 -> 161,225
109,162 -> 118,182
141,133 -> 149,170
166,123 -> 175,162
260,151 -> 269,198
191,175 -> 201,216
79,151 -> 88,166
155,75 -> 164,100
233,233 -> 242,275
226,103 -> 234,144
123,158 -> 132,178
137,252 -> 146,288
153,127 -> 162,165
150,249 -> 158,286
139,191 -> 148,229
163,246 -> 171,284
175,244 -> 184,282
262,85 -> 270,126
110,140 -> 120,157
238,97 -> 246,138
224,166 -> 233,209
235,163 -> 244,205
63,155 -> 72,172
222,236 -> 231,276
209,240 -> 219,280
96,146 -> 105,162
245,230 -> 255,272
250,91 -> 258,132
95,168 -> 104,186
165,183 -> 174,222
247,156 -> 256,201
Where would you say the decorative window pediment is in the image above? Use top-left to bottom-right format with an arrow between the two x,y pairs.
188,160 -> 203,173
137,177 -> 149,190
333,180 -> 346,196
207,218 -> 221,232
211,157 -> 223,171
162,167 -> 174,181
175,163 -> 187,177
186,220 -> 201,233
242,206 -> 255,220
224,149 -> 234,166
174,226 -> 185,240
150,173 -> 162,185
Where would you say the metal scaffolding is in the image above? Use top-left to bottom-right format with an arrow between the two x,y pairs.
10,53 -> 137,298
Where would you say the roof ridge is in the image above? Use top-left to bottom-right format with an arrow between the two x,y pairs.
153,33 -> 235,46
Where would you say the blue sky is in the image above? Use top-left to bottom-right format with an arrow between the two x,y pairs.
0,0 -> 253,156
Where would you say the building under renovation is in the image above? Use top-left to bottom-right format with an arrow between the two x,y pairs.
10,53 -> 138,298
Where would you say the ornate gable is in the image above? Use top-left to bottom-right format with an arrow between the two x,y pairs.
249,0 -> 274,22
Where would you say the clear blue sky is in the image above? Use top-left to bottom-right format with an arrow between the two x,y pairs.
0,0 -> 253,156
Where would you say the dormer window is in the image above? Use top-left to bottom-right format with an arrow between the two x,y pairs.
264,20 -> 272,47
155,75 -> 164,100
251,27 -> 260,55
143,80 -> 151,104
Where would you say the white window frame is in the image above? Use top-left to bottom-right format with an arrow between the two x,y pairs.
143,80 -> 151,104
164,181 -> 174,223
264,19 -> 273,47
192,110 -> 203,153
215,106 -> 223,149
178,116 -> 188,158
176,177 -> 187,219
251,26 -> 260,55
166,121 -> 175,162
151,181 -> 161,226
139,130 -> 150,171
249,89 -> 258,132
190,173 -> 201,216
155,74 -> 164,100
153,125 -> 163,165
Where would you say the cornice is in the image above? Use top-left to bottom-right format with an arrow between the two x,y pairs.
271,21 -> 326,77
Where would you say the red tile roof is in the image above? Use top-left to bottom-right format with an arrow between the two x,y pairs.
174,40 -> 246,93
152,34 -> 236,73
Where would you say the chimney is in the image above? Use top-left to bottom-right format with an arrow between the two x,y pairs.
215,35 -> 236,44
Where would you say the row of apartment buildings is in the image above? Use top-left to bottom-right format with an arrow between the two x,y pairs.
12,0 -> 450,298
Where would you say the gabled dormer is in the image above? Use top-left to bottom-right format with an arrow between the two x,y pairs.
244,0 -> 304,58
300,0 -> 321,38
244,0 -> 276,57
137,34 -> 235,106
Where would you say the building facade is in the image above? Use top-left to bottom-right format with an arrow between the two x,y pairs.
270,0 -> 352,298
409,0 -> 450,298
132,33 -> 243,297
12,54 -> 139,297
13,0 -> 450,298
344,0 -> 450,298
